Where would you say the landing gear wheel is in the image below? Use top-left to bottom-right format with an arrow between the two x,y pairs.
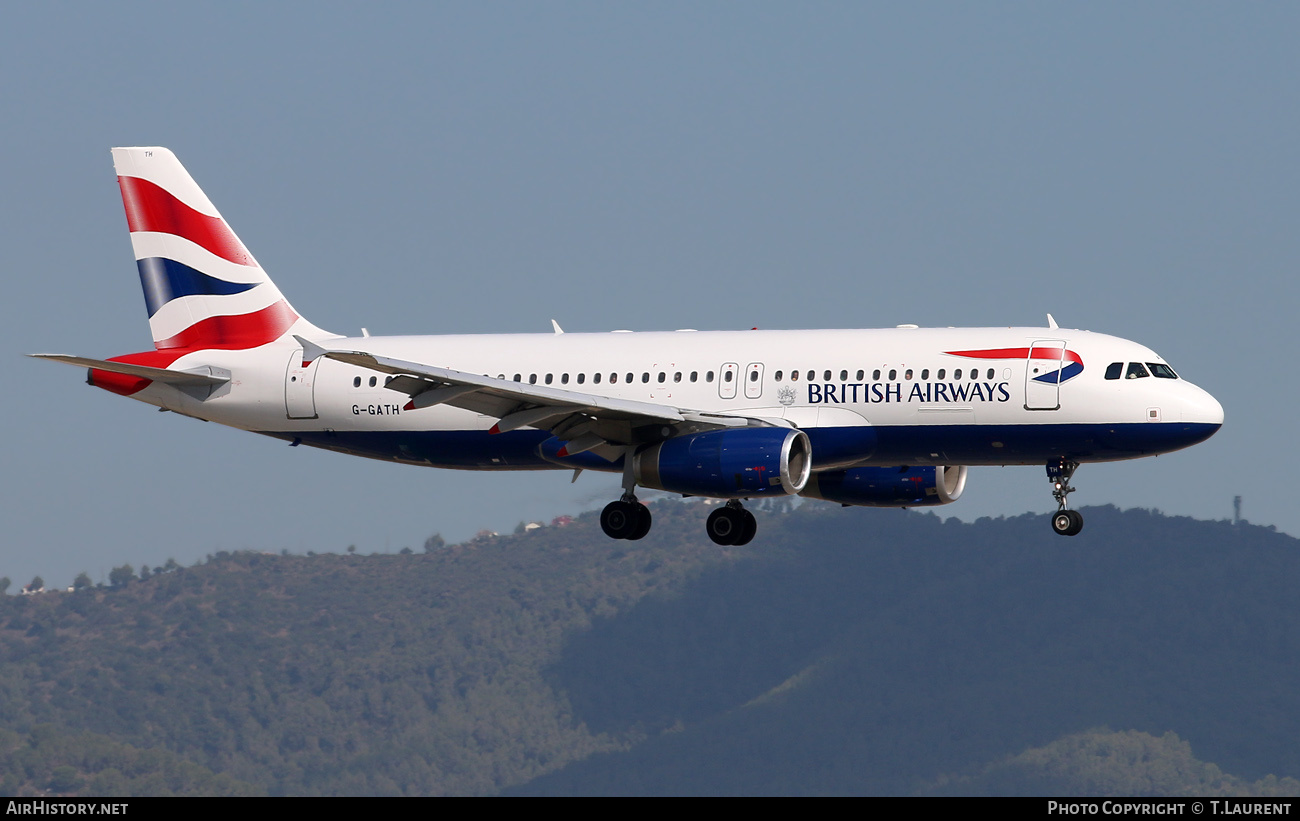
707,507 -> 743,546
1046,459 -> 1084,537
601,500 -> 641,540
1051,509 -> 1084,537
733,510 -> 757,546
628,504 -> 653,541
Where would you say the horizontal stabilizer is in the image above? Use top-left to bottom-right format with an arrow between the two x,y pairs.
29,354 -> 230,387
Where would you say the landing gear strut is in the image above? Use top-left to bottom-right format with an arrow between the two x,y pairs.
1047,458 -> 1083,536
600,449 -> 653,541
706,501 -> 757,546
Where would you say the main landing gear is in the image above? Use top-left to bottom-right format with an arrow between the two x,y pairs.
599,496 -> 758,545
706,501 -> 757,546
599,450 -> 757,544
600,497 -> 652,540
1047,458 -> 1083,536
601,453 -> 653,541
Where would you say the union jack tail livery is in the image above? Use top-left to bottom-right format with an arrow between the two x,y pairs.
112,147 -> 329,351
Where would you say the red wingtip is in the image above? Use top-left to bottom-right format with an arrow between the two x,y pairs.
556,446 -> 570,458
403,400 -> 415,411
489,424 -> 501,435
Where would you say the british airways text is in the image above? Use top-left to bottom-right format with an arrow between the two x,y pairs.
808,381 -> 1012,405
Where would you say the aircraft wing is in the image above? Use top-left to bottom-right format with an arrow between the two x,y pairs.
297,337 -> 773,460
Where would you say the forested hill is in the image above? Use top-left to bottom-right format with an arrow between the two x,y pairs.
1,501 -> 1298,796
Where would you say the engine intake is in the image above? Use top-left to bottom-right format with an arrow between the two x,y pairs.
634,428 -> 811,498
801,465 -> 968,507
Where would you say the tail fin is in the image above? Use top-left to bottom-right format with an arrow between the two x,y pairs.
112,147 -> 332,351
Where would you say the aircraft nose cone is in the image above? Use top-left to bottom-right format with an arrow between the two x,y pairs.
1185,385 -> 1224,428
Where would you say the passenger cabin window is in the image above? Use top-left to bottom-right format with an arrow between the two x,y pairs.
872,369 -> 881,381
529,374 -> 537,384
749,370 -> 758,382
904,369 -> 913,380
856,369 -> 864,381
690,371 -> 698,382
513,373 -> 521,382
840,370 -> 848,381
353,376 -> 361,388
921,369 -> 929,380
774,370 -> 783,381
987,368 -> 995,379
824,370 -> 832,381
1105,362 -> 1123,380
790,371 -> 799,381
369,376 -> 377,387
642,373 -> 650,383
954,369 -> 962,379
674,372 -> 682,382
888,369 -> 897,381
1126,362 -> 1150,379
807,370 -> 815,381
724,371 -> 733,383
1148,363 -> 1178,379
937,369 -> 945,379
545,374 -> 553,384
577,373 -> 585,384
707,371 -> 714,382
594,373 -> 602,383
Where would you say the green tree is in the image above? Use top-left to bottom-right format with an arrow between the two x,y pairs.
108,565 -> 135,587
0,576 -> 10,595
73,573 -> 93,591
27,576 -> 44,593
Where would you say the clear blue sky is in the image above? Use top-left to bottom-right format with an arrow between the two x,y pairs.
3,3 -> 1295,587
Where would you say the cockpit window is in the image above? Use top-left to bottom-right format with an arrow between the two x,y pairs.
1126,362 -> 1150,379
1105,362 -> 1123,380
1147,363 -> 1178,379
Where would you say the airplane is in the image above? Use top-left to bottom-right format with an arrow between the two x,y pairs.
33,147 -> 1224,546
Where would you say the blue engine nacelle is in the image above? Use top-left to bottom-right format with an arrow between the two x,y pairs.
634,428 -> 812,498
801,465 -> 968,507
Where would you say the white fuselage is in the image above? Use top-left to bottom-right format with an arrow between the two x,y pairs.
117,325 -> 1223,473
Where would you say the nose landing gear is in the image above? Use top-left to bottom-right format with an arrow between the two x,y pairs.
1047,458 -> 1083,536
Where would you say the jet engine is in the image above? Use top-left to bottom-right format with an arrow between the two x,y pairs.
801,465 -> 968,507
634,428 -> 811,498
